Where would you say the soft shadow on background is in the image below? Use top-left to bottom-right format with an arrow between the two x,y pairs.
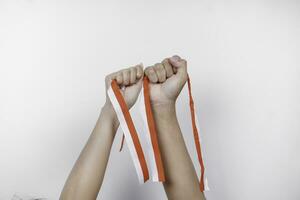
0,0 -> 299,200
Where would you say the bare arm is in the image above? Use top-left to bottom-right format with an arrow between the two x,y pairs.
153,104 -> 205,200
60,65 -> 143,200
60,104 -> 118,200
145,56 -> 205,200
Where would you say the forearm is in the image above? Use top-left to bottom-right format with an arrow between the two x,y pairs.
152,103 -> 205,200
60,104 -> 118,200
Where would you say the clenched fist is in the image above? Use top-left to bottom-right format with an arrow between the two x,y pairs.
144,55 -> 188,106
105,64 -> 144,109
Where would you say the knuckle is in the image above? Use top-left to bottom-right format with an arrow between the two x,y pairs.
145,66 -> 151,73
158,63 -> 164,68
131,67 -> 137,73
123,70 -> 129,76
148,67 -> 155,73
149,71 -> 155,77
154,63 -> 162,69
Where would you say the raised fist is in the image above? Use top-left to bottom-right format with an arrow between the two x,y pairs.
105,64 -> 144,109
144,55 -> 188,106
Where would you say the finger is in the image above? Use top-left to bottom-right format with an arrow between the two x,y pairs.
127,73 -> 143,98
145,66 -> 158,83
105,71 -> 118,87
135,74 -> 143,89
130,67 -> 137,84
162,58 -> 174,78
122,70 -> 130,86
154,63 -> 166,83
136,64 -> 144,79
116,73 -> 123,84
169,55 -> 187,78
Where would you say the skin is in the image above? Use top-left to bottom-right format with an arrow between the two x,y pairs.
60,56 -> 205,200
145,56 -> 205,200
60,65 -> 144,200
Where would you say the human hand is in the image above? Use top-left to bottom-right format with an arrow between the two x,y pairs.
144,55 -> 188,106
104,64 -> 144,109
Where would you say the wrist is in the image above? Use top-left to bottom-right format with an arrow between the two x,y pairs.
152,102 -> 177,120
151,102 -> 180,134
101,103 -> 119,131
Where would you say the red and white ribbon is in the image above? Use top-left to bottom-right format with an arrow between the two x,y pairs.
138,77 -> 165,182
107,80 -> 149,183
187,76 -> 209,192
108,76 -> 208,191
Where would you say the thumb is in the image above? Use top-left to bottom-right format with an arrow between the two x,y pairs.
136,63 -> 144,88
168,55 -> 188,81
136,71 -> 144,90
129,64 -> 144,92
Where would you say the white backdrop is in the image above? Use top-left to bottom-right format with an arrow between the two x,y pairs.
0,0 -> 300,200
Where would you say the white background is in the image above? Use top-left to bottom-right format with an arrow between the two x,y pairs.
0,0 -> 300,200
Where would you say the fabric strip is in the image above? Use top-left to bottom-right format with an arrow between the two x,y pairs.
194,107 -> 210,191
187,76 -> 206,192
141,77 -> 165,182
107,80 -> 149,183
108,75 -> 208,191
